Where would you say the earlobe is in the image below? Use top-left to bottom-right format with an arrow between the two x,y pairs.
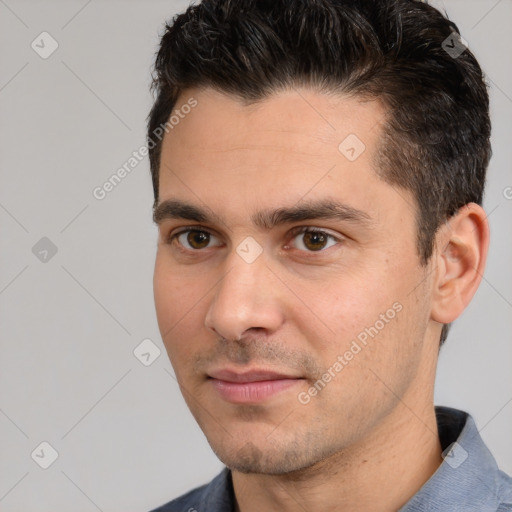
430,203 -> 489,325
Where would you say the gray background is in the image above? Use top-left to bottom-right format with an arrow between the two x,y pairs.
0,0 -> 510,511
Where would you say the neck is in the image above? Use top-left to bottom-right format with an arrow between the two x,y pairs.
232,397 -> 442,512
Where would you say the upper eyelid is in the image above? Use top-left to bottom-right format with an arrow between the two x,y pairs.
168,225 -> 342,237
168,225 -> 220,240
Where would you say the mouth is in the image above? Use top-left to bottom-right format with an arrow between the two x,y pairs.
207,368 -> 304,404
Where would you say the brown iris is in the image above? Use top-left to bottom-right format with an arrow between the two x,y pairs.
302,231 -> 328,251
187,230 -> 210,249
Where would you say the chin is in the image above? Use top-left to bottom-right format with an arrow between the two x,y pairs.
209,436 -> 329,475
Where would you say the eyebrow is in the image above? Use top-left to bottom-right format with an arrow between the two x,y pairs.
153,198 -> 373,230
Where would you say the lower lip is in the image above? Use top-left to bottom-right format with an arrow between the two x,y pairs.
210,378 -> 302,404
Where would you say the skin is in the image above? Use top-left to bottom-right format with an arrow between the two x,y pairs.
153,86 -> 489,512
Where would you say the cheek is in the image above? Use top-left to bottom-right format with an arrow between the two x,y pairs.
153,256 -> 175,331
300,261 -> 418,368
153,255 -> 204,351
304,272 -> 390,337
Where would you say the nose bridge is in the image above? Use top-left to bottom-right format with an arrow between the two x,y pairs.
205,248 -> 283,340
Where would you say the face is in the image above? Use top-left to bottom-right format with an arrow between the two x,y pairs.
153,87 -> 438,474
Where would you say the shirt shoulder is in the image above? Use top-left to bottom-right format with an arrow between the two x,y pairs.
496,469 -> 512,510
150,482 -> 209,512
149,467 -> 233,512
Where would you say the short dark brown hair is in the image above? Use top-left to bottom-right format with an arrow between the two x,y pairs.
147,0 -> 491,345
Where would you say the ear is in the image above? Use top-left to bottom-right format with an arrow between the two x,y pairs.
430,203 -> 489,325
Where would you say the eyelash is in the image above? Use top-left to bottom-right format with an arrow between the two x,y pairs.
166,226 -> 343,253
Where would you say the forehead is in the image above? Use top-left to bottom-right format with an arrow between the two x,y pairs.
156,87 -> 407,224
161,86 -> 386,162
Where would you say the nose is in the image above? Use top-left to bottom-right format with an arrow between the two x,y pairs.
204,249 -> 285,341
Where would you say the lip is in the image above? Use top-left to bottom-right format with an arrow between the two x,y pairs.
208,368 -> 303,404
208,368 -> 300,383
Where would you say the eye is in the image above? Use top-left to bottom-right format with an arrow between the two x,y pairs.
288,227 -> 342,252
167,227 -> 342,253
169,228 -> 222,250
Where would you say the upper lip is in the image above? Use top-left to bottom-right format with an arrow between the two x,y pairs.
208,368 -> 302,383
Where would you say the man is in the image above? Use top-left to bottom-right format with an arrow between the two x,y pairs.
147,0 -> 512,510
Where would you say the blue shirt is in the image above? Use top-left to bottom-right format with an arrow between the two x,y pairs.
151,406 -> 512,511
